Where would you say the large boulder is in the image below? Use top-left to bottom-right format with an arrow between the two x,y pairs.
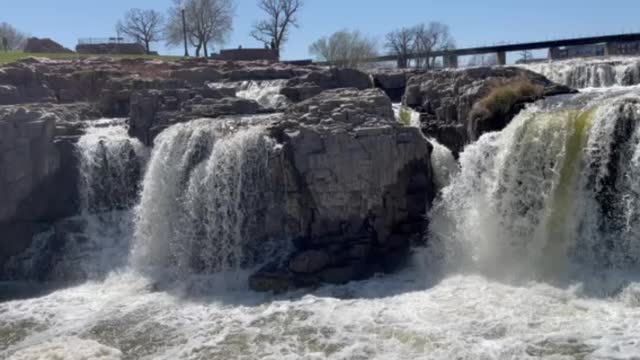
250,88 -> 435,292
403,66 -> 575,154
281,68 -> 373,102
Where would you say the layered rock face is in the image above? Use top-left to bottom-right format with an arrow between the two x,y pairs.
403,67 -> 575,154
371,69 -> 424,102
250,88 -> 434,292
0,103 -> 100,267
1,56 -> 571,291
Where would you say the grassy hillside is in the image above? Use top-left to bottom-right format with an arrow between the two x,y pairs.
0,51 -> 184,65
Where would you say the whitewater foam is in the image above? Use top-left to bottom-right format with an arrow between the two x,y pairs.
132,118 -> 283,276
521,56 -> 640,88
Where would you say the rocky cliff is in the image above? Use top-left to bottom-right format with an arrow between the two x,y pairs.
402,66 -> 575,155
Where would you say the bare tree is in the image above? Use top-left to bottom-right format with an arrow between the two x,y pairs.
117,9 -> 164,54
413,22 -> 455,70
166,0 -> 233,57
467,53 -> 498,67
309,30 -> 377,69
385,27 -> 415,69
519,50 -> 533,63
250,0 -> 303,56
0,22 -> 27,51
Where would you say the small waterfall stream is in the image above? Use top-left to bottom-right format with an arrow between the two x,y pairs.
132,118 -> 283,276
428,95 -> 640,280
521,57 -> 640,88
209,80 -> 291,108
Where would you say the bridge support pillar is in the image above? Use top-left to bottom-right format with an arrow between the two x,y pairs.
497,51 -> 507,66
605,42 -> 618,56
443,54 -> 458,68
397,57 -> 408,69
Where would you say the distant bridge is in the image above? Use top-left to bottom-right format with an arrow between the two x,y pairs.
314,33 -> 640,68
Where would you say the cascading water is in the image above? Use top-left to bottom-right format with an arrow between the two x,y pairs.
392,103 -> 458,189
132,118 -> 283,277
428,138 -> 458,190
428,95 -> 640,280
521,57 -> 640,88
209,80 -> 291,109
3,119 -> 147,281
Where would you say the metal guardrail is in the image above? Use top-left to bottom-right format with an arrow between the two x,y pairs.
77,37 -> 126,45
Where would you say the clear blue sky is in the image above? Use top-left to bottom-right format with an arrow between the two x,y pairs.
4,0 -> 639,61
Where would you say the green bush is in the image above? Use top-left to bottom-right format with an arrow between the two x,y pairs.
398,107 -> 412,126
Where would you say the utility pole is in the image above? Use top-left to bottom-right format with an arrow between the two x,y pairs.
181,1 -> 189,57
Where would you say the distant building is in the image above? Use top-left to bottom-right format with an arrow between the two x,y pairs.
76,38 -> 146,55
549,41 -> 640,60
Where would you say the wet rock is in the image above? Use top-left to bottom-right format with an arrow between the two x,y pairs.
403,66 -> 575,155
252,87 -> 435,291
371,69 -> 424,102
289,250 -> 330,274
281,68 -> 372,102
168,67 -> 223,85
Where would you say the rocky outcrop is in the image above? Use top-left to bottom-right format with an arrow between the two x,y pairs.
403,66 -> 574,154
371,69 -> 424,102
128,86 -> 266,145
24,37 -> 73,54
280,68 -> 373,102
0,103 -> 100,269
250,88 -> 434,292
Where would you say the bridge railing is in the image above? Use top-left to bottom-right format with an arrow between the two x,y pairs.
77,37 -> 128,45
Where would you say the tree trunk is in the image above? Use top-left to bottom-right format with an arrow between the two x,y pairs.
203,42 -> 208,57
195,42 -> 202,57
145,40 -> 150,55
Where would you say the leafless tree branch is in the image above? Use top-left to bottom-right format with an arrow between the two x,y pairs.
117,8 -> 164,54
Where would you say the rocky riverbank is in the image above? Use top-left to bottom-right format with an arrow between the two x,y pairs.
0,57 -> 572,291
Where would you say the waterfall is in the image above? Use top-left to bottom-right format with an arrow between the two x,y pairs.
428,95 -> 640,279
3,119 -> 147,280
132,118 -> 282,276
209,80 -> 291,109
429,138 -> 458,190
77,118 -> 147,218
521,57 -> 640,88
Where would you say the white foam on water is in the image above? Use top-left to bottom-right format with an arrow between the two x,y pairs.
520,56 -> 640,89
3,266 -> 640,359
132,118 -> 283,277
428,138 -> 458,190
209,80 -> 291,109
8,336 -> 123,360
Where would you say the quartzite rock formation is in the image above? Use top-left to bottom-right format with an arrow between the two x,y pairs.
0,56 -> 571,291
403,66 -> 575,154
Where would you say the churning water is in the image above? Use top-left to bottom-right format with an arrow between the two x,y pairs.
4,90 -> 640,359
521,57 -> 640,89
209,80 -> 291,109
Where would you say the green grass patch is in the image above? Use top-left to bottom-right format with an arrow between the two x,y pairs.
398,106 -> 412,126
0,51 -> 184,66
